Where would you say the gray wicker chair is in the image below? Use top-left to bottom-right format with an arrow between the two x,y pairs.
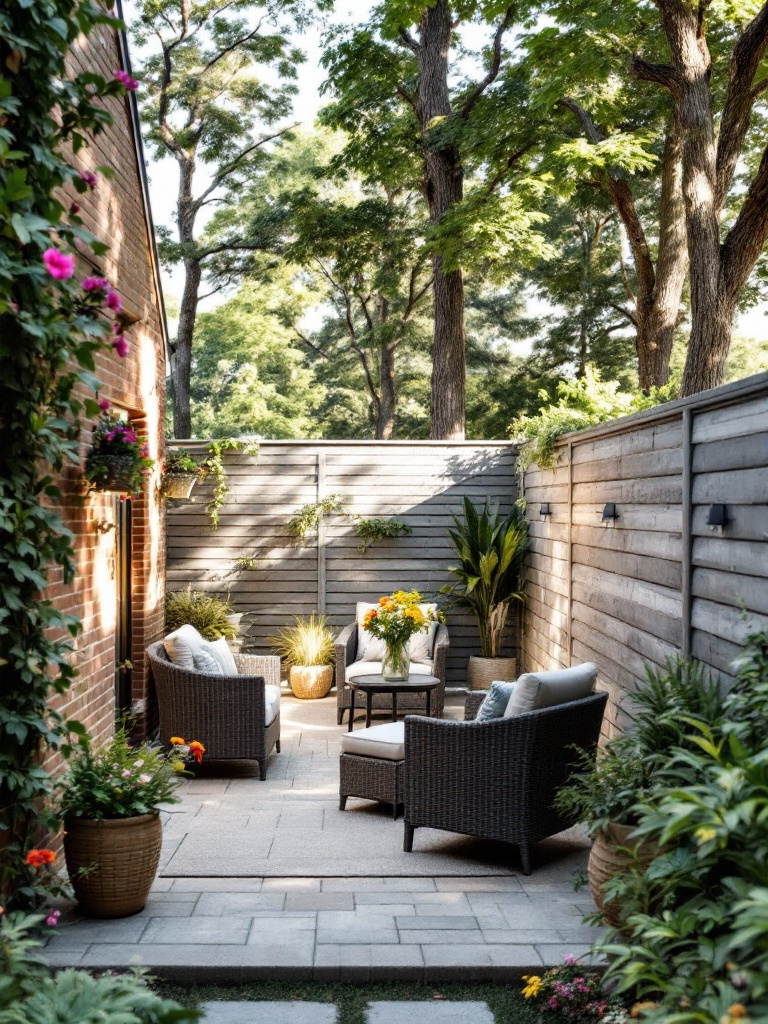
334,622 -> 449,726
403,689 -> 608,874
147,642 -> 281,780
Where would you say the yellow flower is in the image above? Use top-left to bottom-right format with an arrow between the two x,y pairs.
521,975 -> 542,999
721,1005 -> 750,1024
631,1002 -> 658,1018
170,736 -> 185,745
695,826 -> 718,844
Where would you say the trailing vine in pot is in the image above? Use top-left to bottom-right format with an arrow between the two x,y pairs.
162,447 -> 200,500
84,403 -> 154,495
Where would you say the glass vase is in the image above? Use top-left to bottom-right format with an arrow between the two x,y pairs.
381,640 -> 410,681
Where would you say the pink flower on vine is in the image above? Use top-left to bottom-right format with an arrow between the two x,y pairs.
43,248 -> 75,280
79,170 -> 98,188
82,276 -> 109,293
113,69 -> 139,91
112,334 -> 129,358
98,399 -> 111,411
106,288 -> 122,313
123,429 -> 137,444
45,909 -> 61,927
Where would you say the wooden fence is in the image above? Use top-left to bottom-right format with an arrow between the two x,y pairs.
165,441 -> 519,686
521,371 -> 768,735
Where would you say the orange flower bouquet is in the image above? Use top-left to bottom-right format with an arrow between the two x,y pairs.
362,589 -> 436,680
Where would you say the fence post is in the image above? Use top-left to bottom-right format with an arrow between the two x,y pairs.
317,451 -> 326,615
681,408 -> 693,659
566,439 -> 574,667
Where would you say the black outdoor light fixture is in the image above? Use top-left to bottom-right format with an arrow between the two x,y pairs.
601,502 -> 618,524
707,504 -> 728,530
540,503 -> 551,519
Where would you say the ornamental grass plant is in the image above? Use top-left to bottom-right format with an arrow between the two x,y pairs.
269,613 -> 335,667
165,588 -> 238,641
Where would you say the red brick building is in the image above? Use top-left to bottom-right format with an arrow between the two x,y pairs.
49,19 -> 168,747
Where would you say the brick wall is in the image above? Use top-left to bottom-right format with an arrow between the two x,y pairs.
45,24 -> 167,753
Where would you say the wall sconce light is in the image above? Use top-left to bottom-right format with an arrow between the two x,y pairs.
707,504 -> 727,532
540,503 -> 551,519
601,502 -> 618,526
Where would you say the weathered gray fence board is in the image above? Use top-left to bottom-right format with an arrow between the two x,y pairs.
692,567 -> 768,614
572,446 -> 683,484
572,544 -> 682,590
691,395 -> 768,443
692,432 -> 768,473
691,505 -> 768,540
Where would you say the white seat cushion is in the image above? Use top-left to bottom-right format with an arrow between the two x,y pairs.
340,721 -> 405,761
345,660 -> 434,682
504,662 -> 598,717
264,684 -> 281,726
164,624 -> 222,674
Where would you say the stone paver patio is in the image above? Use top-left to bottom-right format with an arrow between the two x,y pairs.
44,692 -> 604,980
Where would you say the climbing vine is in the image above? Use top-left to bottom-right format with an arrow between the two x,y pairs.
287,494 -> 348,540
353,517 -> 412,554
199,438 -> 259,529
0,1 -> 135,905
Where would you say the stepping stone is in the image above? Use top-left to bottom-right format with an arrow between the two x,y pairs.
367,1002 -> 494,1024
201,1002 -> 338,1024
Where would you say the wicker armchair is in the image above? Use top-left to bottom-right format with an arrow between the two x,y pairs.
334,622 -> 449,726
147,642 -> 281,780
403,689 -> 608,874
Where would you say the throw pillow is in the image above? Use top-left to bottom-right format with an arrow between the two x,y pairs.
163,624 -> 207,670
355,601 -> 379,660
504,662 -> 598,718
361,637 -> 387,662
193,641 -> 224,675
409,604 -> 439,663
476,680 -> 517,722
208,636 -> 238,675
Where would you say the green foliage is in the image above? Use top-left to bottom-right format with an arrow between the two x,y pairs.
442,497 -> 528,658
354,518 -> 412,554
511,366 -> 677,470
269,613 -> 335,667
0,0 -> 137,905
556,659 -> 722,835
593,635 -> 768,1023
199,438 -> 259,529
0,911 -> 199,1023
57,728 -> 192,820
519,959 -> 626,1020
288,494 -> 348,539
165,589 -> 237,641
164,449 -> 199,475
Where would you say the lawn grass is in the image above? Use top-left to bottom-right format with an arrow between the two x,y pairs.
154,979 -> 556,1024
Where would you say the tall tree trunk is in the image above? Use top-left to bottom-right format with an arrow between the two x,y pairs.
172,158 -> 201,438
378,340 -> 396,439
417,0 -> 466,440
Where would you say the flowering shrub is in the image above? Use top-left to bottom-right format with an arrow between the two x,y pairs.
84,406 -> 154,494
58,729 -> 203,820
521,957 -> 626,1021
362,589 -> 435,648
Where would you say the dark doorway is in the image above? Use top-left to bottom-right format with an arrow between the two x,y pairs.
115,496 -> 133,717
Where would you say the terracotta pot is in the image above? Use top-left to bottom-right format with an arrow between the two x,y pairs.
163,473 -> 197,499
63,812 -> 162,918
289,664 -> 334,699
589,821 -> 657,927
467,656 -> 517,690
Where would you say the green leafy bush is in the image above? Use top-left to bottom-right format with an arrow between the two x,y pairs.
0,911 -> 200,1024
165,589 -> 237,640
597,633 -> 768,1024
510,365 -> 677,470
269,613 -> 336,667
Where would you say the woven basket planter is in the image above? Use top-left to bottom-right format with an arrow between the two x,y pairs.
162,473 -> 197,499
63,812 -> 162,918
289,664 -> 334,699
467,656 -> 517,690
86,452 -> 138,494
589,821 -> 658,927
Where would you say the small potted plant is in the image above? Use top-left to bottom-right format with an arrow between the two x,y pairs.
441,496 -> 528,689
165,588 -> 239,641
58,728 -> 204,917
84,404 -> 153,495
269,613 -> 336,699
162,447 -> 200,500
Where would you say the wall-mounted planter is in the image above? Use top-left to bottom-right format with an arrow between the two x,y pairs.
86,452 -> 139,494
162,473 -> 197,500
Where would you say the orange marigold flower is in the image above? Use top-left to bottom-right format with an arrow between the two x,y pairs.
26,848 -> 56,867
170,736 -> 185,745
363,610 -> 378,626
631,1002 -> 659,1018
189,740 -> 205,764
727,1006 -> 748,1020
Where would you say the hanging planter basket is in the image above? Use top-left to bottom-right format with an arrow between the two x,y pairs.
85,452 -> 139,495
162,473 -> 197,500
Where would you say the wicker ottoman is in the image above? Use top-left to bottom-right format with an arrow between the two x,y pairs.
339,722 -> 405,820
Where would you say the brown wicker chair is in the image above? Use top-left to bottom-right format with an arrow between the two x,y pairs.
147,642 -> 281,780
334,622 -> 449,726
403,689 -> 608,874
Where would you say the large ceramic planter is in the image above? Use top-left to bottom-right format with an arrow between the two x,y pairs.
289,664 -> 334,699
467,656 -> 517,690
63,812 -> 162,918
86,452 -> 138,494
589,821 -> 657,927
163,473 -> 197,499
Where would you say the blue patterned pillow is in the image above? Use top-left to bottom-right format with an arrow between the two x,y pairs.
475,680 -> 517,721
